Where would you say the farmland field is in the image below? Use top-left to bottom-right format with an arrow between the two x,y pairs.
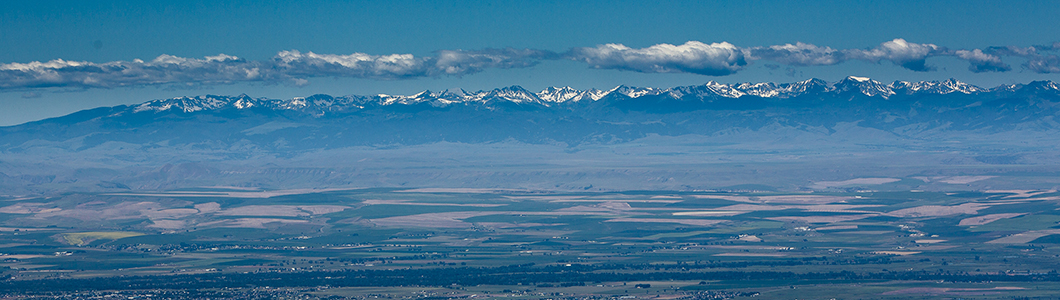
4,187 -> 1060,299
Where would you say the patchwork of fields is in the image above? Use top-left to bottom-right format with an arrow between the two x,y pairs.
4,188 -> 1060,298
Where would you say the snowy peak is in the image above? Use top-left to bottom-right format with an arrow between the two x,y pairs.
128,79 -> 1060,115
482,86 -> 542,104
609,85 -> 667,98
1024,80 -> 1060,92
538,87 -> 610,102
703,81 -> 746,98
436,88 -> 467,98
134,95 -> 257,113
782,78 -> 830,94
537,86 -> 582,103
832,76 -> 895,98
669,83 -> 736,100
891,78 -> 984,95
582,88 -> 610,101
988,80 -> 1060,94
375,90 -> 436,105
734,82 -> 779,97
848,76 -> 872,82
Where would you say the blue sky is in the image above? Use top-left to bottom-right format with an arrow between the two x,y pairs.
1,0 -> 1059,125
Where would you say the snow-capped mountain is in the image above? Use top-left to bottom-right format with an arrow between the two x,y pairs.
3,77 -> 1060,158
608,85 -> 668,99
537,86 -> 606,103
4,77 -> 1060,195
126,77 -> 1059,115
891,78 -> 985,95
831,76 -> 895,98
479,86 -> 543,104
133,94 -> 252,113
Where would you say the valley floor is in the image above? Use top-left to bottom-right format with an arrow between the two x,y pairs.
3,188 -> 1060,299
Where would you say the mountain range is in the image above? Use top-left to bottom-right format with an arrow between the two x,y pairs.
2,76 -> 1060,194
3,76 -> 1059,150
123,77 -> 1037,114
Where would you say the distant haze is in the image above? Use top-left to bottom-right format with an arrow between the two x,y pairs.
2,77 -> 1059,195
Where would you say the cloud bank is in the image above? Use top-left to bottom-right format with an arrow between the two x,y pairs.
0,48 -> 557,89
842,39 -> 944,72
0,54 -> 273,89
0,39 -> 1056,90
568,41 -> 748,76
749,42 -> 842,66
986,44 -> 1060,74
955,49 -> 1011,73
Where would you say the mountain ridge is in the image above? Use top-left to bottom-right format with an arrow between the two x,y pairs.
2,76 -> 1059,153
103,77 -> 1059,117
3,77 -> 1060,194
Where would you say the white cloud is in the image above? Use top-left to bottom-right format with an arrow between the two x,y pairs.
1026,55 -> 1060,73
843,39 -> 943,71
0,48 -> 555,90
0,54 -> 271,89
749,40 -> 1018,73
273,48 -> 556,79
985,46 -> 1060,73
749,42 -> 841,66
955,49 -> 1011,72
568,41 -> 748,75
274,50 -> 429,79
431,48 -> 555,76
0,39 -> 1057,91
